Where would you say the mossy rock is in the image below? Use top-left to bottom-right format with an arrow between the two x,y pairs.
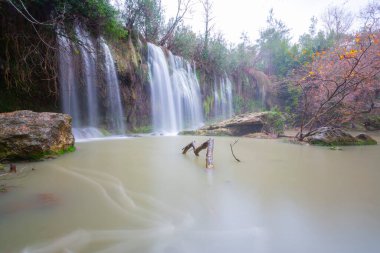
306,127 -> 377,146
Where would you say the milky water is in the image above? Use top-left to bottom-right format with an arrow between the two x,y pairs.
1,136 -> 380,253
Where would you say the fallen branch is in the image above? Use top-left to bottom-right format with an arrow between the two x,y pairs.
230,140 -> 241,162
194,140 -> 209,156
182,139 -> 214,169
182,141 -> 196,154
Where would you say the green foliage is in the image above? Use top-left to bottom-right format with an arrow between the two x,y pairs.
265,109 -> 285,134
170,25 -> 200,59
52,0 -> 127,39
256,9 -> 298,76
203,95 -> 214,118
130,125 -> 153,133
233,96 -> 245,114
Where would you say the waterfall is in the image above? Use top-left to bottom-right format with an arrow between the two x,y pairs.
102,40 -> 126,134
57,26 -> 126,139
57,30 -> 82,127
75,26 -> 99,127
147,43 -> 204,134
213,76 -> 234,121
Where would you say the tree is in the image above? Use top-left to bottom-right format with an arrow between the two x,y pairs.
321,4 -> 354,41
159,0 -> 193,46
296,32 -> 380,140
121,0 -> 163,41
200,0 -> 214,58
360,0 -> 380,32
256,9 -> 296,76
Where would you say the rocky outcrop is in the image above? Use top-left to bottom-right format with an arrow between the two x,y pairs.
181,112 -> 284,136
0,110 -> 75,161
305,127 -> 377,146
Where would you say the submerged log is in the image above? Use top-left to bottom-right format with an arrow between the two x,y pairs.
182,141 -> 196,154
206,139 -> 214,169
194,140 -> 209,156
182,139 -> 214,169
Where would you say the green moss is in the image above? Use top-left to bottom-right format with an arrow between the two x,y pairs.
310,139 -> 377,146
130,125 -> 153,134
29,145 -> 76,161
356,139 -> 377,145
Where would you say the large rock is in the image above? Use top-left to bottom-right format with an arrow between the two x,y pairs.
0,110 -> 75,160
181,112 -> 284,136
305,127 -> 377,146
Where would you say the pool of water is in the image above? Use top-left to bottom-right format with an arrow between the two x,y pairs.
1,136 -> 380,253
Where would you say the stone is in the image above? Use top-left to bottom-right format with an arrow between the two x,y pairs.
0,110 -> 75,161
305,127 -> 377,146
181,111 -> 284,136
355,133 -> 377,145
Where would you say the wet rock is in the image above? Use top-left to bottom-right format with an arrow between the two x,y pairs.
0,110 -> 75,161
305,127 -> 377,146
355,133 -> 377,145
181,112 -> 284,136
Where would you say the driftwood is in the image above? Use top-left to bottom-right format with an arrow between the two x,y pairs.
194,140 -> 209,156
230,140 -> 241,162
182,141 -> 196,154
206,139 -> 214,169
182,139 -> 214,169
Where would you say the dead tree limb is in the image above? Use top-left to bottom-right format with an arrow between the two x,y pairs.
194,140 -> 209,156
206,139 -> 214,169
182,139 -> 214,169
182,141 -> 196,154
230,140 -> 241,162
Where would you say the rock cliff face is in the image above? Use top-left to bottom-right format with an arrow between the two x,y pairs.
181,112 -> 284,136
0,110 -> 75,160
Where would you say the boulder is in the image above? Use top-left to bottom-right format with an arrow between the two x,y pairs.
0,110 -> 75,161
305,127 -> 377,146
364,117 -> 380,131
181,111 -> 284,136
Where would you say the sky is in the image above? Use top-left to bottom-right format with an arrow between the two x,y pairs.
161,0 -> 368,44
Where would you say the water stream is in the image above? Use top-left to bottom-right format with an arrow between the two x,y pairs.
1,136 -> 380,253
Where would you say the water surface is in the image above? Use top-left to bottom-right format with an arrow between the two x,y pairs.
1,136 -> 379,253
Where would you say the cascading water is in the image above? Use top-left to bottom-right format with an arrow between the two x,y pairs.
57,30 -> 81,127
147,43 -> 203,134
213,75 -> 234,121
75,26 -> 99,127
57,26 -> 126,139
102,40 -> 126,134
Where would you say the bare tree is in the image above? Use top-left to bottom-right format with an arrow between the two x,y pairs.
200,0 -> 214,54
321,4 -> 354,40
360,0 -> 380,32
159,0 -> 193,46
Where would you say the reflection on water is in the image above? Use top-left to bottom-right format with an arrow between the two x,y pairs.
1,136 -> 380,253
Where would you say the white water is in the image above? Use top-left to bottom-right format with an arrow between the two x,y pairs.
102,40 -> 126,135
57,26 -> 126,138
213,76 -> 234,121
58,29 -> 81,127
147,43 -> 204,134
75,26 -> 99,127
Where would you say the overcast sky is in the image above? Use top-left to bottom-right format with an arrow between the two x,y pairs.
162,0 -> 368,44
